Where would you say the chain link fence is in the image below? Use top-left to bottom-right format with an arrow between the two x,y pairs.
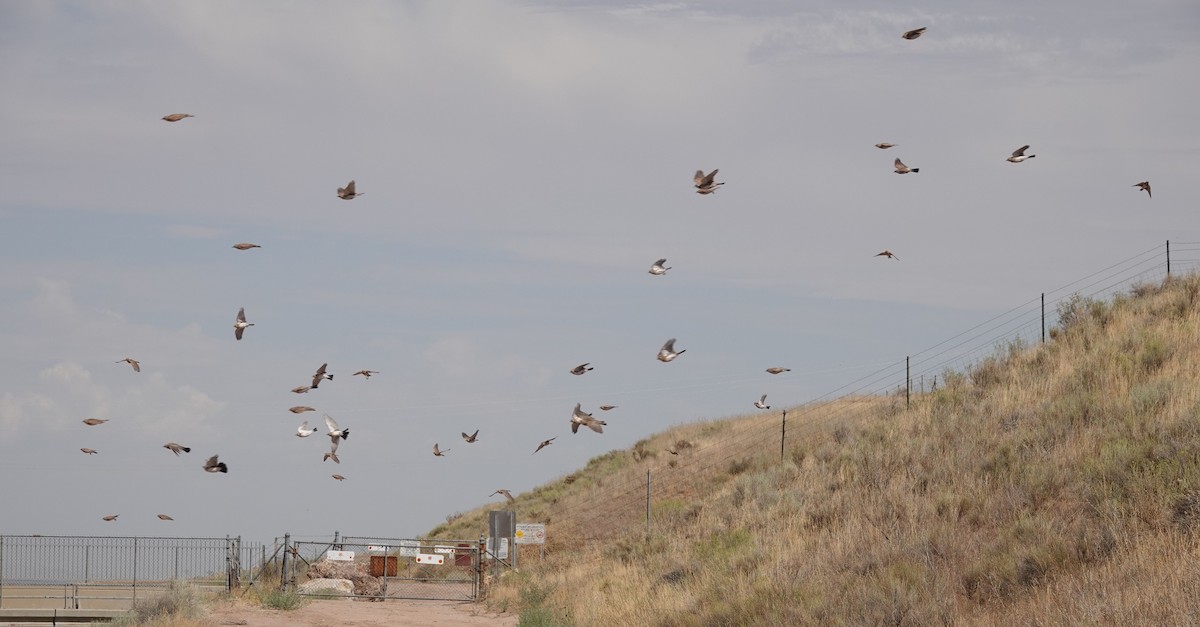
0,535 -> 263,610
284,534 -> 479,601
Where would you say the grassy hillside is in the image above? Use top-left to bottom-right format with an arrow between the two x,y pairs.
429,274 -> 1200,626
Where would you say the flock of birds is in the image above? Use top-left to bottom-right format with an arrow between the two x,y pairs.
80,24 -> 1156,522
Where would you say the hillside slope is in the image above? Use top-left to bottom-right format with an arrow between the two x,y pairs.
430,275 -> 1200,626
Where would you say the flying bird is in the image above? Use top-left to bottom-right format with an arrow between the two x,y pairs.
291,386 -> 311,394
433,443 -> 449,457
102,515 -> 119,522
202,455 -> 228,473
875,143 -> 897,149
83,418 -> 108,426
157,514 -> 174,521
332,474 -> 346,481
765,367 -> 791,375
754,394 -> 770,410
1133,181 -> 1151,197
234,307 -> 253,340
116,358 -> 140,372
570,363 -> 594,375
491,489 -> 516,504
337,180 -> 363,200
533,437 -> 557,454
649,259 -> 671,275
462,430 -> 479,443
289,406 -> 315,414
324,414 -> 349,442
163,443 -> 191,456
352,370 -> 378,378
1007,145 -> 1036,163
311,363 -> 333,388
324,450 -> 340,464
657,338 -> 686,362
232,243 -> 261,250
599,405 -> 617,411
571,403 -> 606,434
161,113 -> 194,122
296,421 -> 317,437
902,27 -> 926,40
81,448 -> 98,455
694,169 -> 725,194
893,158 -> 919,174
875,250 -> 899,260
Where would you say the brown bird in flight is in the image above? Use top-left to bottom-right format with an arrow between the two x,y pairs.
1133,181 -> 1151,198
765,367 -> 791,374
694,169 -> 725,194
291,386 -> 311,394
83,418 -> 108,426
433,443 -> 449,457
232,243 -> 261,250
157,514 -> 174,521
116,358 -> 140,372
352,370 -> 378,378
202,455 -> 228,473
875,143 -> 897,149
289,406 -> 315,414
533,437 -> 556,454
893,158 -> 919,174
875,250 -> 899,260
491,489 -> 516,504
163,443 -> 191,456
311,363 -> 333,388
81,448 -> 98,455
902,27 -> 926,40
462,429 -> 479,443
332,474 -> 346,481
570,363 -> 593,375
571,403 -> 606,434
102,514 -> 119,522
1006,145 -> 1036,163
599,405 -> 617,411
162,113 -> 194,122
337,180 -> 363,200
233,307 -> 253,341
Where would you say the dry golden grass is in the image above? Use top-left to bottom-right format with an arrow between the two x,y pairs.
438,274 -> 1200,626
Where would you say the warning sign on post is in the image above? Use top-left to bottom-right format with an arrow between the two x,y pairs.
515,523 -> 546,545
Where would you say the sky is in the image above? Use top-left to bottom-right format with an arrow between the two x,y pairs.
1,1 -> 1198,547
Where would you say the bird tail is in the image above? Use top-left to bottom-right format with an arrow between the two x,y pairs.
217,463 -> 228,473
911,168 -> 920,173
341,429 -> 349,440
1027,155 -> 1035,159
328,374 -> 334,380
183,446 -> 191,453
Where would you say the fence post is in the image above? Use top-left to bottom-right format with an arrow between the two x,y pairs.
1041,293 -> 1046,343
905,357 -> 911,410
780,409 -> 787,464
645,469 -> 651,535
1167,240 -> 1171,277
1,535 -> 5,607
280,533 -> 290,591
132,537 -> 138,603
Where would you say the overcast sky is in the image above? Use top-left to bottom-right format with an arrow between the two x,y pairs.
1,1 -> 1198,545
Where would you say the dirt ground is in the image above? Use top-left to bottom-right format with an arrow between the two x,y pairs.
208,598 -> 518,627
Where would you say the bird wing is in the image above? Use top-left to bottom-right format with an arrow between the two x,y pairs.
894,158 -> 906,169
1012,145 -> 1030,157
654,259 -> 667,266
324,414 -> 339,433
297,421 -> 310,434
236,308 -> 246,323
693,170 -> 706,185
204,455 -> 219,468
571,421 -> 580,434
760,394 -> 768,403
662,338 -> 676,352
344,180 -> 356,195
235,326 -> 244,340
315,363 -> 327,376
587,419 -> 605,433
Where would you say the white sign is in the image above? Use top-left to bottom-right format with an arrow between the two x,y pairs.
367,545 -> 389,553
397,540 -> 420,557
434,545 -> 456,554
487,537 -> 509,559
515,523 -> 546,545
325,550 -> 355,561
415,553 -> 444,565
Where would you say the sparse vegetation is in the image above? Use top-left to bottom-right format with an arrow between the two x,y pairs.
460,274 -> 1200,625
108,581 -> 208,627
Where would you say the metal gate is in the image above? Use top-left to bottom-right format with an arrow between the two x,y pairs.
284,535 -> 478,601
